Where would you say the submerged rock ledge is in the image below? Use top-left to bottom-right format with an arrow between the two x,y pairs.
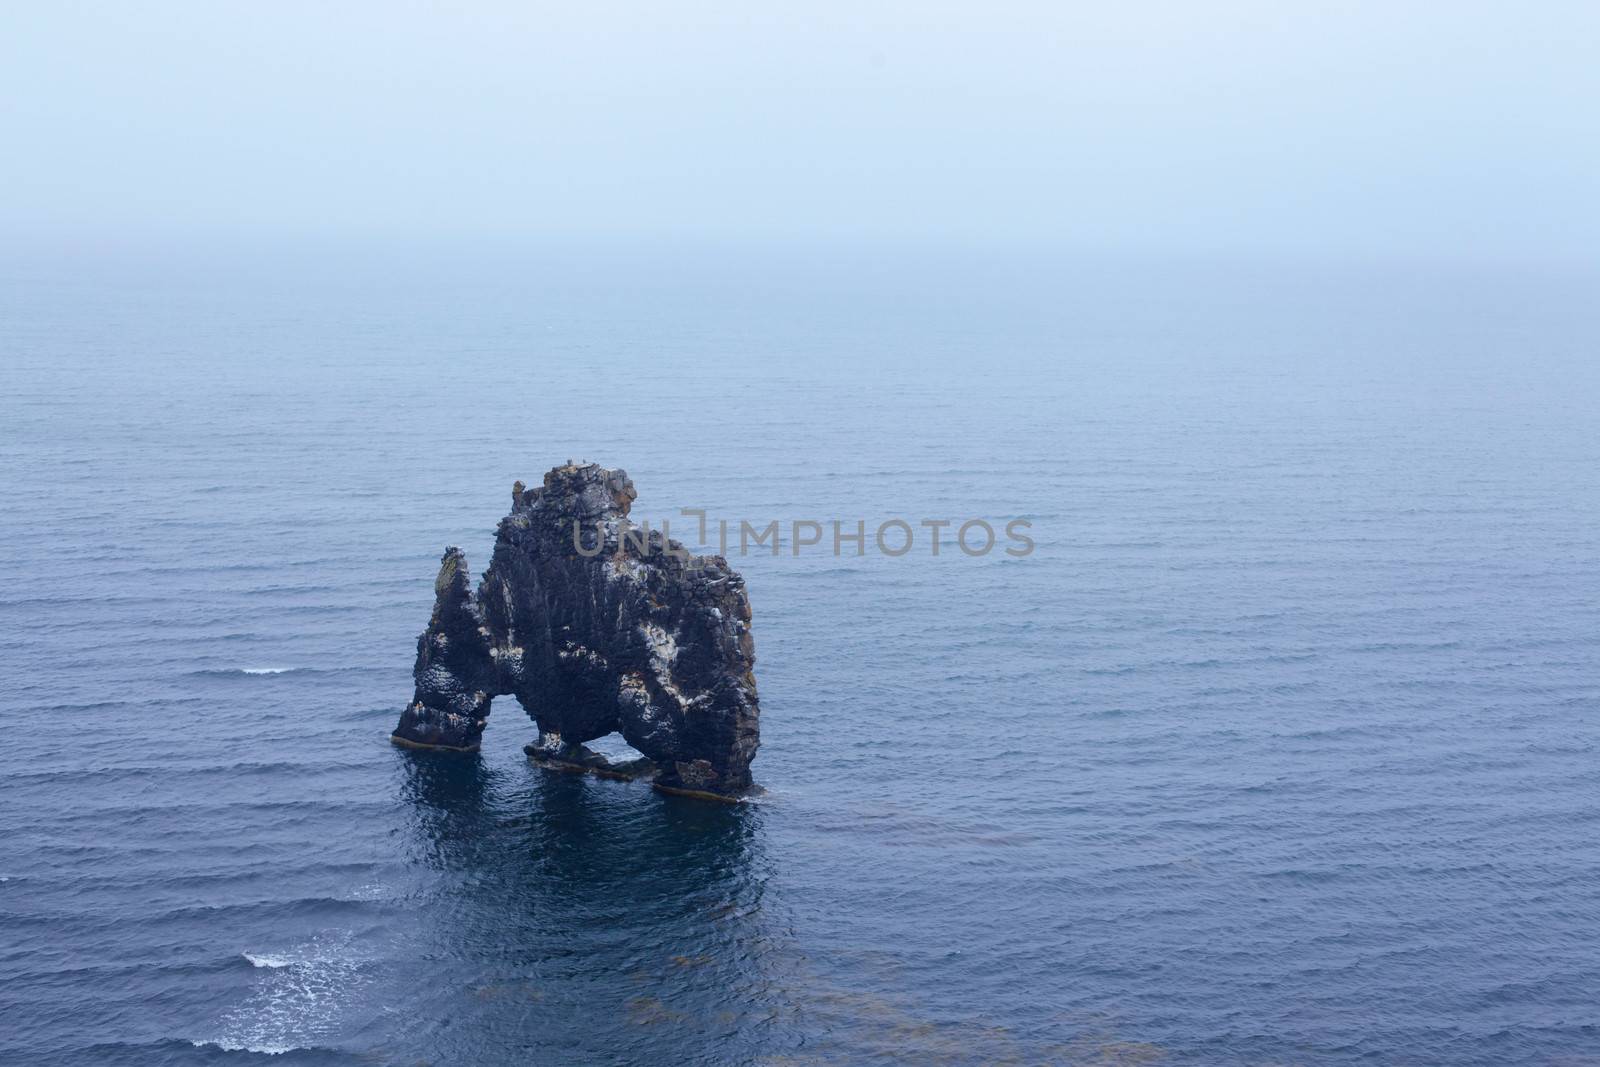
391,463 -> 761,799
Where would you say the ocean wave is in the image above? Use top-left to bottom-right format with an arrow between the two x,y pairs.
78,1038 -> 337,1063
342,882 -> 392,901
243,952 -> 294,968
189,1036 -> 320,1055
208,934 -> 367,1056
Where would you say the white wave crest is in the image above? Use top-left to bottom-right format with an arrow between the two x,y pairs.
208,934 -> 365,1054
242,952 -> 293,968
190,1037 -> 305,1055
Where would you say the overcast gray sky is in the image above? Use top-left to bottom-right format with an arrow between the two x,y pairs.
3,1 -> 1596,260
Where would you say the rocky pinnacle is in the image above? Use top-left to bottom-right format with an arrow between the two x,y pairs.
391,463 -> 761,798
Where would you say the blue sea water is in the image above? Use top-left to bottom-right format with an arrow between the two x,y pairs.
2,243 -> 1598,1065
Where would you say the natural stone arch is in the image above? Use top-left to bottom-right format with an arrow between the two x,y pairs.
392,463 -> 760,799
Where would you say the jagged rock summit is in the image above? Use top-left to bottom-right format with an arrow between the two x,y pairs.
391,463 -> 761,799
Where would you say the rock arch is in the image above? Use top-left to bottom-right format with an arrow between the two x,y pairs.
392,464 -> 761,799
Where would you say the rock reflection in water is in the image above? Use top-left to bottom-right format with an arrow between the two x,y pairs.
390,752 -> 790,1064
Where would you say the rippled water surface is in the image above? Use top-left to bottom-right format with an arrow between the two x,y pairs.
3,245 -> 1598,1065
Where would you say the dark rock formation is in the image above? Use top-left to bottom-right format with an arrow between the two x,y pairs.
392,463 -> 761,798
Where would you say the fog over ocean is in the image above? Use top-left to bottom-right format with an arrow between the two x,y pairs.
1,245 -> 1597,1064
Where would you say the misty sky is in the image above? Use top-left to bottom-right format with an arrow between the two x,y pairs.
3,2 -> 1597,260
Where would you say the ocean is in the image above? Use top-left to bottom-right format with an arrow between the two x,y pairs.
2,242 -> 1598,1065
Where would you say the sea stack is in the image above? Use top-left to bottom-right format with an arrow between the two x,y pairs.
392,463 -> 761,799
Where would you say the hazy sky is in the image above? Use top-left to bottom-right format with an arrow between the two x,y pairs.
3,1 -> 1596,259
